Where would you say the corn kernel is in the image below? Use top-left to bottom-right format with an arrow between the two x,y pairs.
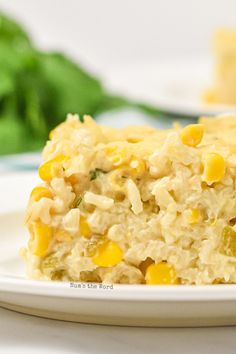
180,124 -> 204,147
38,155 -> 69,181
29,222 -> 52,257
80,215 -> 91,238
107,168 -> 126,191
129,157 -> 146,176
203,152 -> 226,184
49,128 -> 55,140
188,208 -> 200,224
145,262 -> 179,285
92,240 -> 123,267
105,145 -> 129,167
105,146 -> 117,154
30,186 -> 53,202
111,155 -> 123,166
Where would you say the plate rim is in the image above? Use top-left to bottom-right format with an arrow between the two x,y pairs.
106,59 -> 236,118
2,277 -> 236,302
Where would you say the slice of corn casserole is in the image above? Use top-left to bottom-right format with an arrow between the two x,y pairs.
23,114 -> 236,285
204,29 -> 236,104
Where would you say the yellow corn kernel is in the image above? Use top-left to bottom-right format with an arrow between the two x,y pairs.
203,152 -> 226,184
107,168 -> 126,193
30,186 -> 53,202
188,208 -> 200,224
145,262 -> 179,285
111,154 -> 125,167
180,124 -> 204,147
38,155 -> 68,181
92,240 -> 123,267
29,222 -> 52,257
49,128 -> 55,140
105,145 -> 129,167
129,158 -> 146,176
80,215 -> 91,238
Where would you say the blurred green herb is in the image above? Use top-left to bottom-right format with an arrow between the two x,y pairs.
75,196 -> 83,208
0,13 -> 162,155
89,168 -> 106,181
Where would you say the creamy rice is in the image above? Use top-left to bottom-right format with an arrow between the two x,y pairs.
22,114 -> 236,285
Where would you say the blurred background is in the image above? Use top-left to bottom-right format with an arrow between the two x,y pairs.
1,0 -> 235,73
0,0 -> 236,166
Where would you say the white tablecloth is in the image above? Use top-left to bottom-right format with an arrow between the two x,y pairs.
1,307 -> 236,354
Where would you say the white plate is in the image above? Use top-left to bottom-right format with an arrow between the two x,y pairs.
0,152 -> 41,173
2,172 -> 236,327
105,59 -> 236,117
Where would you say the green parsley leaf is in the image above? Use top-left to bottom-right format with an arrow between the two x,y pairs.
74,196 -> 83,208
89,168 -> 106,181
